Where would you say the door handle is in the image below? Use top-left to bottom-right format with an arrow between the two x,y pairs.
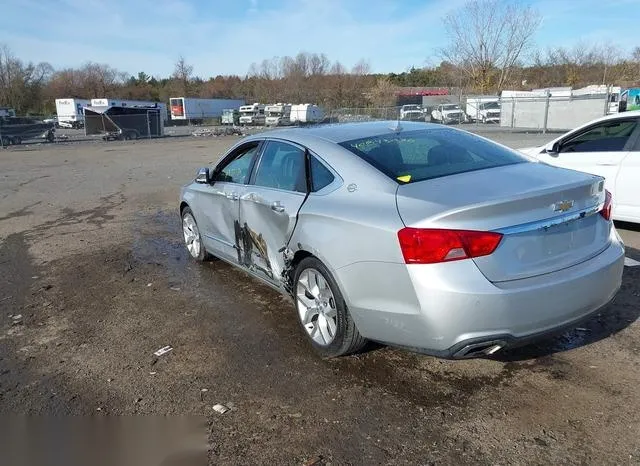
271,202 -> 285,213
225,192 -> 239,200
595,162 -> 617,166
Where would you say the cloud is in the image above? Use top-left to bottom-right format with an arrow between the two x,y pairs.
1,0 -> 635,79
1,0 -> 469,77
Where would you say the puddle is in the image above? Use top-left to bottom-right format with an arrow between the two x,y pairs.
0,233 -> 38,327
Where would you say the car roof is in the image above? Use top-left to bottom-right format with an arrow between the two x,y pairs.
585,110 -> 640,124
249,121 -> 440,144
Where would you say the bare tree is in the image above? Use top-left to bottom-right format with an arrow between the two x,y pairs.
368,76 -> 399,107
172,56 -> 193,95
440,0 -> 541,92
595,43 -> 622,85
0,44 -> 53,113
351,59 -> 371,76
308,53 -> 330,76
80,62 -> 126,97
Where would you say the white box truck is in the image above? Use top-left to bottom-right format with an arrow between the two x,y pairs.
169,97 -> 245,123
55,98 -> 91,128
290,104 -> 324,124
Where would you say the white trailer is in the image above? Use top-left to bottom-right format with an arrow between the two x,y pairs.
55,98 -> 91,128
90,98 -> 168,122
239,103 -> 265,125
265,103 -> 292,126
169,97 -> 246,123
290,104 -> 324,124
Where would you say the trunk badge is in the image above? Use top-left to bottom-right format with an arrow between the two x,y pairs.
553,200 -> 574,212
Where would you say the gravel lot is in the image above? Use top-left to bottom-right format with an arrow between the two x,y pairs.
1,129 -> 639,465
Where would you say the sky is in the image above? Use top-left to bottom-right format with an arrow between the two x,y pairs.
1,0 -> 639,79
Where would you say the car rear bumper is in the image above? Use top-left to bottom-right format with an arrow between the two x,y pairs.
338,229 -> 625,358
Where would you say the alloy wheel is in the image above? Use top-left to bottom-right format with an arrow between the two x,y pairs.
182,213 -> 201,258
296,268 -> 338,346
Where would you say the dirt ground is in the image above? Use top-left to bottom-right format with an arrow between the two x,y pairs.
1,132 -> 639,465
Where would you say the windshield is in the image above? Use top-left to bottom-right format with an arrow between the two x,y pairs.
339,129 -> 528,184
442,104 -> 460,110
482,102 -> 500,110
404,105 -> 420,111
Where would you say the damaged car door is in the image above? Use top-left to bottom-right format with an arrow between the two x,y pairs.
193,141 -> 261,263
238,140 -> 308,285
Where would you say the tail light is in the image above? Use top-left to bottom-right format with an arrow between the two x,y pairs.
600,189 -> 612,221
397,228 -> 503,264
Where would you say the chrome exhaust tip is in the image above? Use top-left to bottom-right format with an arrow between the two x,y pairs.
483,344 -> 503,355
454,340 -> 506,359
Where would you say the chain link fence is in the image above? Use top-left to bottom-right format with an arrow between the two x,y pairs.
0,92 -> 615,148
324,92 -> 612,133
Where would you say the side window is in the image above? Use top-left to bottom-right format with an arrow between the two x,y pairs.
560,120 -> 638,153
310,156 -> 335,192
215,143 -> 260,184
253,141 -> 306,192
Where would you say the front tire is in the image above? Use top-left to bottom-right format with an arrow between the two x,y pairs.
181,207 -> 209,262
294,257 -> 367,357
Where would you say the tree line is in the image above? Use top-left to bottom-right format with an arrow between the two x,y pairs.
2,0 -> 640,116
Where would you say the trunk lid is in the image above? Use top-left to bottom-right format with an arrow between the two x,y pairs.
395,163 -> 609,282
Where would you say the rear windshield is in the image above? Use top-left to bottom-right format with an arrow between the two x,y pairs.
339,129 -> 528,184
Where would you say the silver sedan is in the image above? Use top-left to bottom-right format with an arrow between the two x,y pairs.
179,122 -> 624,358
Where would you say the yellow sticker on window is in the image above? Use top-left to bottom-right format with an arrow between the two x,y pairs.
397,175 -> 411,183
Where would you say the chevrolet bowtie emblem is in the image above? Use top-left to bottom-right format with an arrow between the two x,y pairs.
553,200 -> 574,212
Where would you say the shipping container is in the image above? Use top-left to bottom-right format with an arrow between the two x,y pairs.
169,97 -> 245,123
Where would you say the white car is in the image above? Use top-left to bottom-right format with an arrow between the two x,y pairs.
520,110 -> 640,223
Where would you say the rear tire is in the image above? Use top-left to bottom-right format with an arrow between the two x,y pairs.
293,257 -> 367,358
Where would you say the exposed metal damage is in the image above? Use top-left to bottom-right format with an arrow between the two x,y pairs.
233,220 -> 299,296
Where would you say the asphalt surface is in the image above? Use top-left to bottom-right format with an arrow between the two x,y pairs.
1,131 -> 639,465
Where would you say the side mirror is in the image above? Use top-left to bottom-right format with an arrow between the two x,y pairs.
545,141 -> 560,156
195,167 -> 211,184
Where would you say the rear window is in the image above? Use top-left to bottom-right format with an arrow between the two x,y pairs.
339,129 -> 527,184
